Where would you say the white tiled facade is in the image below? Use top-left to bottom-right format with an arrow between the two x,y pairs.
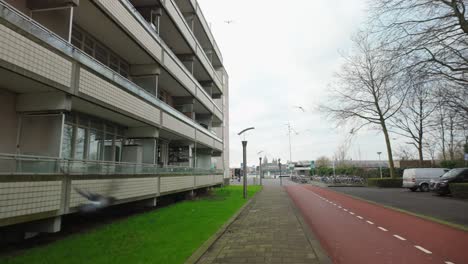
0,181 -> 62,219
0,24 -> 72,87
70,178 -> 159,208
79,69 -> 161,125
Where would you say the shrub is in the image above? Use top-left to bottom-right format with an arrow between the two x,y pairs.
449,183 -> 468,199
367,178 -> 403,188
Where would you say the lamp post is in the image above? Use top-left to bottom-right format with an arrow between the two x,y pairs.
279,158 -> 282,186
238,127 -> 255,199
259,157 -> 262,186
377,152 -> 383,178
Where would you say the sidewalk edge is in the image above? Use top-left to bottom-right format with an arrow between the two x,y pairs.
287,187 -> 332,264
184,187 -> 262,264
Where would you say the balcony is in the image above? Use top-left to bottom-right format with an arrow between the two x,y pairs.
0,1 -> 223,150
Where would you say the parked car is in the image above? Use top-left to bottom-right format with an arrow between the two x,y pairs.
402,168 -> 449,192
430,168 -> 468,195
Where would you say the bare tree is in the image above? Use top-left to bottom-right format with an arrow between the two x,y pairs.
394,145 -> 417,161
334,137 -> 352,164
315,156 -> 331,168
321,32 -> 408,178
371,0 -> 468,117
390,77 -> 438,164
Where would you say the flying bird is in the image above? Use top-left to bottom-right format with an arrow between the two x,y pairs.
74,180 -> 118,213
224,20 -> 235,24
293,106 -> 305,112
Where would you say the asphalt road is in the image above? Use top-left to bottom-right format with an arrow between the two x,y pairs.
286,185 -> 468,264
329,186 -> 468,226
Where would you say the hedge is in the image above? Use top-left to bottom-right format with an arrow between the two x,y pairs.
449,183 -> 468,199
367,178 -> 403,188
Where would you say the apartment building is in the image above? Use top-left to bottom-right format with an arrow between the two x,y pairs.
0,0 -> 229,236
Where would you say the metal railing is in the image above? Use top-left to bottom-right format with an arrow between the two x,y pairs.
0,153 -> 223,175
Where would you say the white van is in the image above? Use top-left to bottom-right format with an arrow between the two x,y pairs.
402,168 -> 449,192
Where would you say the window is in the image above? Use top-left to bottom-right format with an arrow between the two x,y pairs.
61,113 -> 126,161
61,124 -> 73,159
71,26 -> 130,78
119,61 -> 130,78
74,127 -> 86,159
71,29 -> 83,48
83,36 -> 94,56
109,54 -> 120,72
95,43 -> 108,65
104,133 -> 114,161
89,129 -> 103,161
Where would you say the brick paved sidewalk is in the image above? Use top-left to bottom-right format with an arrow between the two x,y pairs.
196,185 -> 327,264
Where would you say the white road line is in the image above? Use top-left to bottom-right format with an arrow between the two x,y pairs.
338,206 -> 342,209
445,261 -> 455,264
349,212 -> 355,215
393,235 -> 406,241
343,209 -> 348,212
357,216 -> 363,219
366,220 -> 374,225
414,245 -> 432,254
378,227 -> 388,231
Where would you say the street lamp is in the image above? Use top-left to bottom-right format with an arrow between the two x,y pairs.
259,157 -> 262,186
377,152 -> 383,178
278,158 -> 282,186
238,127 -> 255,199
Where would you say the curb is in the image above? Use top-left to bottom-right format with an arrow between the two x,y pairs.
287,187 -> 333,264
184,188 -> 262,264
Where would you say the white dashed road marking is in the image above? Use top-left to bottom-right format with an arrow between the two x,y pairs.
393,235 -> 406,241
312,190 -> 448,262
414,245 -> 432,254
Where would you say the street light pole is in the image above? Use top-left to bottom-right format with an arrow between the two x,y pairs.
377,152 -> 382,178
238,127 -> 255,199
279,158 -> 282,186
259,157 -> 262,186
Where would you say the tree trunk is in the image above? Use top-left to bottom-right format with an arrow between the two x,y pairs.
418,142 -> 423,166
381,120 -> 396,178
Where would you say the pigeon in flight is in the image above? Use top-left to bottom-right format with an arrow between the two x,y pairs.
74,187 -> 116,213
293,106 -> 305,112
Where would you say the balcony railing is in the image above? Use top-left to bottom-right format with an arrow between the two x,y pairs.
0,153 -> 223,175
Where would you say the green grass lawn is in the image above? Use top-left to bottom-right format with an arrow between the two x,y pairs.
1,185 -> 262,264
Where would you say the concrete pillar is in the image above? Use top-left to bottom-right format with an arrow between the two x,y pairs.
183,12 -> 195,31
204,49 -> 214,64
200,81 -> 214,97
130,65 -> 161,97
196,113 -> 213,130
173,96 -> 195,119
196,148 -> 213,169
123,127 -> 159,164
133,5 -> 162,34
177,54 -> 195,75
158,139 -> 170,166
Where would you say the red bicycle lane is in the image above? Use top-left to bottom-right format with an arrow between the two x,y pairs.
285,185 -> 467,264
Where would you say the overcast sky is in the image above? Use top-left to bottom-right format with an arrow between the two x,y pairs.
198,0 -> 398,167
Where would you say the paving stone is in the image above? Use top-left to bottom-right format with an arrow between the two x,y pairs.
196,186 -> 321,264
